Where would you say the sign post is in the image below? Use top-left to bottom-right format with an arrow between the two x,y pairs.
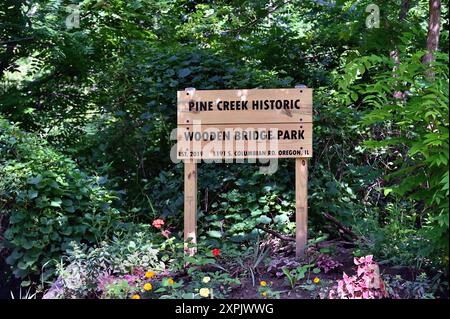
177,87 -> 313,258
184,160 -> 197,255
295,158 -> 308,257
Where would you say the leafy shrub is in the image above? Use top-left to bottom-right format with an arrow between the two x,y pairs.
267,257 -> 301,278
315,254 -> 343,274
0,118 -> 120,278
338,46 -> 449,265
384,273 -> 439,299
353,202 -> 431,268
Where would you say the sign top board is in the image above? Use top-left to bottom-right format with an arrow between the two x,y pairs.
176,88 -> 313,160
177,88 -> 312,125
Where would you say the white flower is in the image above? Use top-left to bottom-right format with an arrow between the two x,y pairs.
199,288 -> 210,298
202,276 -> 211,284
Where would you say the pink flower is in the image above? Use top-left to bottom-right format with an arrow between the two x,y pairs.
161,229 -> 171,239
152,218 -> 165,229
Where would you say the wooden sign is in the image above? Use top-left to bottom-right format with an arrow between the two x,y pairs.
177,123 -> 312,159
177,88 -> 313,258
177,88 -> 313,160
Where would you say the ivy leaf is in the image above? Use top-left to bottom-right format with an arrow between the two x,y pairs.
27,189 -> 38,199
178,68 -> 191,78
28,176 -> 42,185
50,198 -> 62,207
257,215 -> 272,224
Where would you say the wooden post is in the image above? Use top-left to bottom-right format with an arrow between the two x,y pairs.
184,160 -> 197,255
295,158 -> 308,258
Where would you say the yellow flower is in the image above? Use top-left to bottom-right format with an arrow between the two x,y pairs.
168,278 -> 174,285
131,294 -> 141,299
145,271 -> 156,279
143,283 -> 153,291
313,277 -> 320,284
202,276 -> 211,284
199,288 -> 210,298
260,281 -> 267,287
261,291 -> 267,297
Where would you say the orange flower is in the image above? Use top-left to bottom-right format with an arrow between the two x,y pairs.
131,294 -> 141,299
145,271 -> 156,279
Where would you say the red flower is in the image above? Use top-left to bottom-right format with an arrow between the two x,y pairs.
152,218 -> 165,229
212,248 -> 220,257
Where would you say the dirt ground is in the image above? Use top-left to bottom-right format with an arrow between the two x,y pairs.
226,241 -> 446,299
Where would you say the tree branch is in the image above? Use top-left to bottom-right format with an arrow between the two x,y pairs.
256,225 -> 295,242
323,212 -> 358,239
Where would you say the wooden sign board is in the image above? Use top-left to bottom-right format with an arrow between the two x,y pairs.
177,123 -> 312,159
177,88 -> 313,258
177,88 -> 313,160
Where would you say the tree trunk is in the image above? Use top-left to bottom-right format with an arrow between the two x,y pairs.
423,0 -> 441,65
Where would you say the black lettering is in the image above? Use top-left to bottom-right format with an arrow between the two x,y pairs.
299,130 -> 304,139
184,131 -> 194,141
275,100 -> 283,109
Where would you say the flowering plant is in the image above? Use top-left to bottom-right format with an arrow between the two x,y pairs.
258,280 -> 279,299
328,255 -> 389,299
212,248 -> 220,257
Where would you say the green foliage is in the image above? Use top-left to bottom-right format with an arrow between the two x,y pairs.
384,272 -> 446,299
282,264 -> 317,289
0,0 -> 448,298
0,117 -> 120,278
338,47 -> 449,264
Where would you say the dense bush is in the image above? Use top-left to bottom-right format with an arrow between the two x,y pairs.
0,118 -> 121,279
338,48 -> 449,266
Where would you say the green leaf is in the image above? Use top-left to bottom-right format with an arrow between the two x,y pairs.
178,68 -> 191,78
257,215 -> 272,224
27,189 -> 38,200
207,230 -> 222,238
50,198 -> 62,207
28,176 -> 42,185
